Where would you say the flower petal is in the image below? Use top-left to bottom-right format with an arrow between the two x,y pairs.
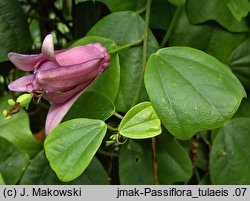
36,59 -> 103,92
43,79 -> 94,103
45,79 -> 95,134
41,34 -> 56,62
8,74 -> 34,92
54,43 -> 109,66
8,53 -> 43,71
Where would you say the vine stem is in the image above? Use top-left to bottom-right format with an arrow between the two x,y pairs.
106,124 -> 119,132
152,137 -> 159,184
160,6 -> 182,48
131,0 -> 152,107
108,39 -> 143,55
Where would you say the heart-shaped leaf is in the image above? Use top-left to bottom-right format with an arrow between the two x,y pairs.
118,102 -> 161,139
44,118 -> 107,182
145,47 -> 246,139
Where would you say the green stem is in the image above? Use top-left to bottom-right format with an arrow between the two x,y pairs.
106,124 -> 119,132
113,112 -> 123,119
131,0 -> 152,106
108,39 -> 143,54
160,6 -> 182,48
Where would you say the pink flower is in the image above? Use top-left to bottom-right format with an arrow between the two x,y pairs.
8,34 -> 110,133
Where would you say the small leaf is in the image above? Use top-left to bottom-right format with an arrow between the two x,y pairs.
210,118 -> 250,184
63,91 -> 115,121
0,137 -> 29,184
225,0 -> 250,21
145,47 -> 246,139
21,151 -> 109,184
44,118 -> 107,182
118,102 -> 161,139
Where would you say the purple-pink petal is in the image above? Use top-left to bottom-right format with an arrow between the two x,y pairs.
55,43 -> 109,66
35,59 -> 103,92
8,53 -> 43,71
41,34 -> 57,62
8,74 -> 34,92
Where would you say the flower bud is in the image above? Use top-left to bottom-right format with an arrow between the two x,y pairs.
16,93 -> 32,109
8,99 -> 15,106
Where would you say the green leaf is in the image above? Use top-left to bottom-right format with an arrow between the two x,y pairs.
157,134 -> 193,184
229,37 -> 250,89
119,140 -> 154,184
87,11 -> 159,112
44,118 -> 107,182
0,0 -> 32,62
63,91 -> 115,121
233,98 -> 250,119
210,118 -> 250,184
167,0 -> 186,6
170,8 -> 247,63
69,36 -> 120,102
0,137 -> 29,184
145,47 -> 246,139
0,173 -> 5,184
225,0 -> 250,21
118,102 -> 161,139
186,0 -> 248,33
0,95 -> 42,157
76,0 -> 146,12
21,151 -> 109,184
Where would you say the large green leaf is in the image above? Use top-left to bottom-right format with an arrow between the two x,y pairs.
0,0 -> 32,61
0,95 -> 42,157
0,137 -> 29,184
69,36 -> 120,102
118,102 -> 161,139
87,11 -> 159,112
76,0 -> 146,12
225,0 -> 250,21
44,118 -> 107,182
229,37 -> 250,89
145,47 -> 246,139
20,151 -> 109,184
210,118 -> 250,184
170,8 -> 247,63
186,0 -> 248,33
63,91 -> 115,121
119,140 -> 154,184
157,134 -> 192,184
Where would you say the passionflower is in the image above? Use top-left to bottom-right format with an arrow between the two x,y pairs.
7,34 -> 110,133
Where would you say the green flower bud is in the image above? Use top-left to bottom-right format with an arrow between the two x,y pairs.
16,93 -> 32,108
8,99 -> 15,106
2,109 -> 8,117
